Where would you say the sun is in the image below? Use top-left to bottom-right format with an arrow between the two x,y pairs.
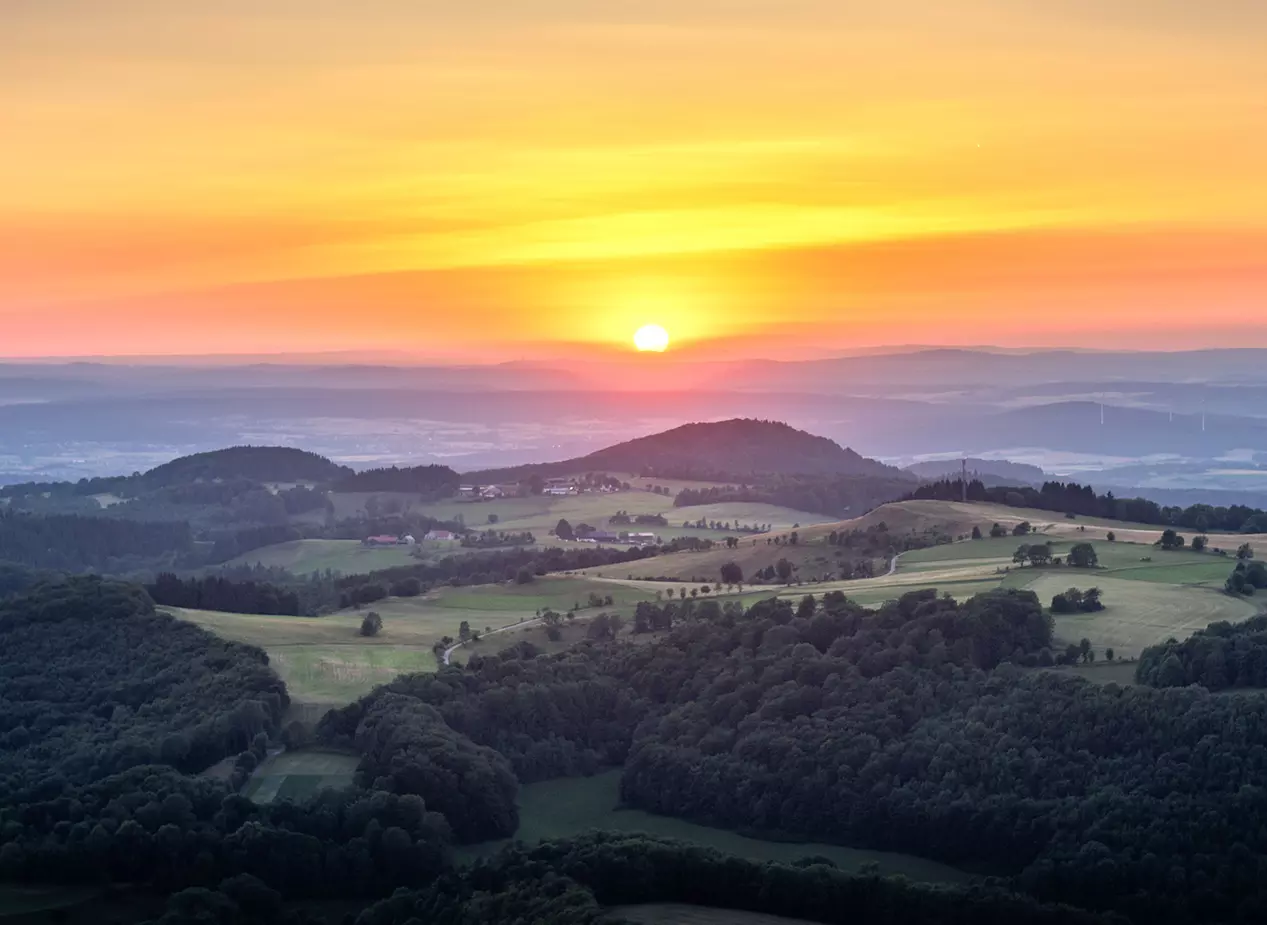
633,323 -> 670,352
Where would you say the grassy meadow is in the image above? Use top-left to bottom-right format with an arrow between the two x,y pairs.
1025,573 -> 1256,659
169,576 -> 659,710
224,538 -> 421,575
332,487 -> 826,543
457,771 -> 973,884
179,499 -> 1260,711
243,749 -> 360,804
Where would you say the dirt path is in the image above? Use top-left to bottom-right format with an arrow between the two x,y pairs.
442,616 -> 545,665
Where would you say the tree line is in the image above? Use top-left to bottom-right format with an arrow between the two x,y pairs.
911,478 -> 1267,533
147,572 -> 303,616
330,463 -> 460,497
674,473 -> 914,519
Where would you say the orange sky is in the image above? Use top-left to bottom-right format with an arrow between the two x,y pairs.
3,1 -> 1266,359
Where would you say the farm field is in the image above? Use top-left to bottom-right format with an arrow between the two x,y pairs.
224,538 -> 420,575
612,904 -> 824,925
243,748 -> 360,804
335,488 -> 825,543
1025,573 -> 1258,659
169,576 -> 657,707
457,771 -> 973,884
900,533 -> 1235,586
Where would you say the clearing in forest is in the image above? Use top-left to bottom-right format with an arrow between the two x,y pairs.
1020,573 -> 1258,659
458,771 -> 973,885
242,748 -> 360,804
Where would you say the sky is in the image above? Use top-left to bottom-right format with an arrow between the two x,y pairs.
3,0 -> 1266,360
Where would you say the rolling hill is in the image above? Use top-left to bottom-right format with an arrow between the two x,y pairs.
904,457 -> 1044,485
139,445 -> 352,487
465,418 -> 909,482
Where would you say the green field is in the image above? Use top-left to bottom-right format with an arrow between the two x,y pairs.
612,905 -> 824,925
170,576 -> 658,708
333,489 -> 826,543
224,538 -> 425,575
1024,573 -> 1257,659
243,748 -> 360,804
458,771 -> 973,884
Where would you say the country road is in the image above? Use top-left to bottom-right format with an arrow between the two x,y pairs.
443,552 -> 909,667
442,616 -> 545,666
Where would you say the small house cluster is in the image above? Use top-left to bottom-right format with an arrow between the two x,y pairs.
362,534 -> 417,547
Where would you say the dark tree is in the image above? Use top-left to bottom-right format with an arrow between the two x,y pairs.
1067,543 -> 1098,568
360,611 -> 383,637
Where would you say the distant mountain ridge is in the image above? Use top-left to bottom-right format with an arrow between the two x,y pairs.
464,418 -> 909,482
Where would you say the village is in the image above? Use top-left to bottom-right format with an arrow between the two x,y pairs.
360,474 -> 665,549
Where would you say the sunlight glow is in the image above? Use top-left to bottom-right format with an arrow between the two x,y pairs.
633,324 -> 671,352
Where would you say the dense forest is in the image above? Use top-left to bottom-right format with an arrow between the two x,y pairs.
0,510 -> 194,571
0,578 -> 286,789
910,478 -> 1267,532
0,579 -> 455,904
350,834 -> 1114,925
317,585 -> 1267,925
147,572 -> 303,616
1137,613 -> 1267,688
330,464 -> 460,496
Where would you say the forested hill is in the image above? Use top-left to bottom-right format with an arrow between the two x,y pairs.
0,444 -> 351,499
465,418 -> 909,482
139,445 -> 352,487
905,457 -> 1045,485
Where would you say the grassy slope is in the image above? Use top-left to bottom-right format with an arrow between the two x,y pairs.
456,771 -> 973,885
224,538 -> 420,575
169,577 -> 657,709
332,488 -> 827,541
1025,573 -> 1257,659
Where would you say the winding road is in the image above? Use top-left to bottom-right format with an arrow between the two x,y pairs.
442,616 -> 546,666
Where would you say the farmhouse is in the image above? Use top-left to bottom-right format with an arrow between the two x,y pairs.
544,485 -> 579,496
363,534 -> 401,546
627,532 -> 660,545
424,529 -> 458,541
458,485 -> 478,497
584,530 -> 622,543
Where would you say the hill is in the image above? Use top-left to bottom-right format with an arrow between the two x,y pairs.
905,457 -> 1044,485
139,445 -> 351,487
466,418 -> 908,482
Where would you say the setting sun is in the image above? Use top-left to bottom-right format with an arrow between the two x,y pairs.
633,324 -> 671,353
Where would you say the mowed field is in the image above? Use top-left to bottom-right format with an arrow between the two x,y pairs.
457,771 -> 973,885
243,748 -> 360,804
333,489 -> 826,542
1026,573 -> 1257,659
170,576 -> 658,710
612,905 -> 826,925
